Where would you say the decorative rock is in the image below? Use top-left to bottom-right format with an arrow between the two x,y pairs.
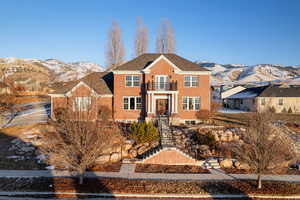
137,145 -> 149,155
199,145 -> 210,151
220,159 -> 233,168
238,163 -> 251,170
96,155 -> 110,163
129,149 -> 137,158
234,161 -> 241,168
110,152 -> 121,162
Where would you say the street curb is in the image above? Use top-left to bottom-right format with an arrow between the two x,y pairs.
0,191 -> 300,199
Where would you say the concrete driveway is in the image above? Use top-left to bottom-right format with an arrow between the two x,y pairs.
3,101 -> 50,128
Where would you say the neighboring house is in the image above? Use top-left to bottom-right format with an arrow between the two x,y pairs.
49,53 -> 211,124
221,86 -> 246,100
225,85 -> 300,113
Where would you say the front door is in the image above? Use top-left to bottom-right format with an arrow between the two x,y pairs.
156,99 -> 168,115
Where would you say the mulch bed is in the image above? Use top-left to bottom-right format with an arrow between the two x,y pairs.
135,164 -> 210,174
222,168 -> 250,174
0,177 -> 300,197
88,162 -> 121,172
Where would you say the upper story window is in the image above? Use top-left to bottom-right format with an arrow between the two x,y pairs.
278,99 -> 283,106
73,97 -> 91,111
125,75 -> 140,87
183,97 -> 200,110
123,96 -> 142,110
184,76 -> 199,87
261,98 -> 265,105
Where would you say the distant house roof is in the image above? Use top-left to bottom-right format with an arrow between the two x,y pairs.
226,85 -> 300,99
50,72 -> 113,95
259,85 -> 300,97
227,86 -> 269,99
114,53 -> 209,71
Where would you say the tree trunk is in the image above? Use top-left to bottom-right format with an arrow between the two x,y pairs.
257,173 -> 262,189
78,171 -> 84,184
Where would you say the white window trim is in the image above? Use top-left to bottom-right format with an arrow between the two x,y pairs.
184,76 -> 199,88
123,96 -> 142,110
182,96 -> 200,111
125,75 -> 140,87
73,96 -> 92,112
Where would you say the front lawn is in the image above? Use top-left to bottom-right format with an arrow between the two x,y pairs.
0,177 -> 300,197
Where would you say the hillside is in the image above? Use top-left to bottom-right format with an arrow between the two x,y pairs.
0,57 -> 105,93
197,62 -> 300,85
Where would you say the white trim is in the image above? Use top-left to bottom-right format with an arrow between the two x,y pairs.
182,96 -> 201,111
49,93 -> 112,98
184,75 -> 199,88
125,75 -> 140,87
122,96 -> 142,110
66,81 -> 97,96
112,70 -> 142,74
177,71 -> 211,75
48,94 -> 66,97
147,90 -> 178,94
142,55 -> 182,73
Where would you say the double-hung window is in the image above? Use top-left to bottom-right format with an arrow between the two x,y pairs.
278,99 -> 283,106
261,98 -> 265,105
183,97 -> 200,110
123,97 -> 142,110
125,75 -> 140,87
73,97 -> 91,111
184,76 -> 199,87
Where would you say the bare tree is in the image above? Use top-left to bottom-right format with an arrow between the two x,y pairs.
196,101 -> 221,124
0,70 -> 17,124
156,19 -> 176,53
232,112 -> 294,189
134,17 -> 148,56
105,20 -> 125,70
41,97 -> 123,184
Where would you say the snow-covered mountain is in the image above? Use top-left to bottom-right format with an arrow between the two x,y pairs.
197,61 -> 300,85
0,57 -> 105,82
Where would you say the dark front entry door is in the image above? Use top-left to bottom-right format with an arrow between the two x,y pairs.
156,99 -> 168,115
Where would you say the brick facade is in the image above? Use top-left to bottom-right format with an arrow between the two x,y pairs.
50,54 -> 211,124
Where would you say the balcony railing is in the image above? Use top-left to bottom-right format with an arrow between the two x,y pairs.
146,81 -> 178,91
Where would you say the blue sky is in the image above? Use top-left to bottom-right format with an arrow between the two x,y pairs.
0,0 -> 299,66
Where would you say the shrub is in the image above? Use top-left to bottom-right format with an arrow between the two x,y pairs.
54,107 -> 67,122
97,105 -> 112,122
269,106 -> 276,113
288,107 -> 293,114
194,131 -> 218,150
130,122 -> 159,144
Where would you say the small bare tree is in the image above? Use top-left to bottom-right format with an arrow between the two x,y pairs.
232,112 -> 294,189
196,101 -> 221,124
0,70 -> 17,124
105,20 -> 125,70
134,17 -> 148,56
41,97 -> 123,184
156,19 -> 176,53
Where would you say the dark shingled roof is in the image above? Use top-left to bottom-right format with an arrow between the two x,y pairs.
227,86 -> 269,99
50,72 -> 113,95
114,53 -> 209,71
227,84 -> 300,99
259,85 -> 300,97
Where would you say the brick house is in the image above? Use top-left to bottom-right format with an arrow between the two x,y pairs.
49,53 -> 211,125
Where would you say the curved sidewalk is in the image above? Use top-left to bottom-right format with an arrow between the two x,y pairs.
0,169 -> 300,182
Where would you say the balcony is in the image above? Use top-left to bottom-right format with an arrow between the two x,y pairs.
146,81 -> 178,91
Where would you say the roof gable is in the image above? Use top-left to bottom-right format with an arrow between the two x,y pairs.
142,55 -> 181,73
113,53 -> 209,72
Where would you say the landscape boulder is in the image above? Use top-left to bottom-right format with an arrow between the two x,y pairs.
238,163 -> 251,171
110,152 -> 121,162
220,159 -> 233,168
96,155 -> 110,164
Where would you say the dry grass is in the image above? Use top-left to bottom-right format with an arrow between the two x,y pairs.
15,95 -> 49,105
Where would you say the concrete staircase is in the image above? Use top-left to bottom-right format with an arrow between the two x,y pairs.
202,158 -> 221,169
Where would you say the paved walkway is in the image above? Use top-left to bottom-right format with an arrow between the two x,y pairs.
0,169 -> 300,182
